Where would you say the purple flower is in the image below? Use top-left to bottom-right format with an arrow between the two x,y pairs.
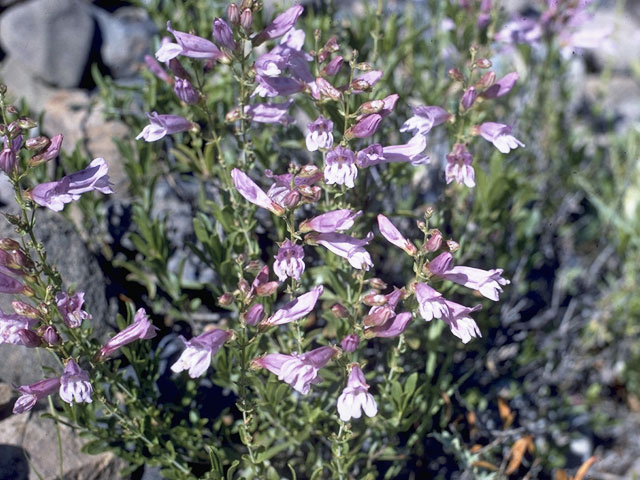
265,167 -> 322,205
347,114 -> 382,139
306,115 -> 334,151
461,86 -> 477,110
446,143 -> 475,187
231,168 -> 285,215
0,134 -> 21,173
340,334 -> 359,353
30,133 -> 63,165
315,77 -> 342,100
322,55 -> 343,75
366,312 -> 412,338
0,271 -> 25,294
253,75 -> 304,98
262,285 -> 323,326
56,291 -> 91,328
253,345 -> 338,395
414,283 -> 450,321
136,112 -> 193,142
377,214 -> 418,255
273,240 -> 305,282
244,101 -> 294,125
30,158 -> 113,212
0,311 -> 37,345
254,5 -> 304,45
481,72 -> 519,99
324,146 -> 357,188
59,359 -> 92,405
171,329 -> 232,378
97,308 -> 159,360
442,300 -> 482,344
245,304 -> 265,326
400,105 -> 451,135
300,209 -> 362,233
495,18 -> 542,45
309,232 -> 374,270
249,265 -> 271,297
156,22 -> 225,62
213,18 -> 236,50
476,122 -> 524,154
144,54 -> 172,84
428,252 -> 510,301
174,78 -> 200,104
351,70 -> 383,93
13,377 -> 60,414
337,365 -> 377,421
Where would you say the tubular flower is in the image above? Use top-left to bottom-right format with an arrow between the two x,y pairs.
414,283 -> 450,321
428,252 -> 510,301
305,115 -> 334,151
377,214 -> 418,255
254,5 -> 304,45
252,345 -> 338,395
59,359 -> 93,405
324,146 -> 357,188
56,291 -> 91,328
273,240 -> 305,282
171,329 -> 233,378
13,377 -> 60,414
30,158 -> 113,211
0,311 -> 38,345
136,112 -> 193,142
445,143 -> 475,188
309,232 -> 374,270
442,300 -> 482,344
481,72 -> 519,99
400,105 -> 451,135
476,122 -> 524,154
96,308 -> 159,360
300,209 -> 362,233
156,21 -> 225,62
231,168 -> 285,215
244,101 -> 294,125
337,364 -> 377,421
262,285 -> 323,326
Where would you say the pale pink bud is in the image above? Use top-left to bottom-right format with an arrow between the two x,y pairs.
340,334 -> 359,353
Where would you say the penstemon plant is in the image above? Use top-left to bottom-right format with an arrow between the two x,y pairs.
0,1 -> 544,478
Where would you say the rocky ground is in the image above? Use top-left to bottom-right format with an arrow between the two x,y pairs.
0,0 -> 638,479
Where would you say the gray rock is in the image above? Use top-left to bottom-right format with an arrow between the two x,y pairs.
0,55 -> 58,113
90,6 -> 156,79
0,383 -> 13,418
0,413 -> 126,480
0,0 -> 95,88
0,212 -> 115,386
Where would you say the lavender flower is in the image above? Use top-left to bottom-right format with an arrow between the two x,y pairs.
252,345 -> 338,395
340,334 -> 359,353
0,311 -> 37,345
0,271 -> 25,294
323,56 -> 343,75
351,70 -> 383,93
300,209 -> 362,233
265,167 -> 323,205
400,105 -> 451,135
377,214 -> 418,255
96,308 -> 159,360
245,304 -> 265,326
476,122 -> 524,154
136,112 -> 193,142
324,146 -> 357,188
310,232 -> 374,270
445,143 -> 475,187
481,72 -> 519,99
305,115 -> 334,151
244,101 -> 294,125
366,312 -> 412,338
461,86 -> 477,110
156,22 -> 225,62
347,114 -> 382,139
171,329 -> 233,378
337,365 -> 377,421
30,133 -> 63,165
13,377 -> 60,414
231,168 -> 285,215
144,54 -> 172,84
213,18 -> 236,50
174,78 -> 200,104
30,158 -> 113,212
59,359 -> 93,405
254,5 -> 304,45
56,291 -> 91,328
428,252 -> 510,301
414,283 -> 450,321
442,300 -> 482,344
273,240 -> 305,282
0,134 -> 21,173
262,285 -> 323,326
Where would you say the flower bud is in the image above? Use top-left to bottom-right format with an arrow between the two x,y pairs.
225,107 -> 242,122
368,278 -> 388,290
3,213 -> 22,226
17,117 -> 37,130
345,114 -> 382,140
321,55 -> 344,76
245,303 -> 264,326
316,77 -> 342,101
227,3 -> 240,24
12,300 -> 40,318
240,8 -> 253,32
298,165 -> 320,178
255,281 -> 279,297
446,239 -> 460,253
331,303 -> 349,318
0,238 -> 20,250
25,136 -> 51,153
281,190 -> 300,209
363,306 -> 394,327
425,229 -> 443,252
359,99 -> 384,115
475,58 -> 492,69
22,285 -> 35,296
476,71 -> 496,89
18,329 -> 41,348
29,133 -> 63,166
424,206 -> 435,218
350,78 -> 372,92
0,148 -> 17,173
213,18 -> 237,50
218,292 -> 234,306
6,105 -> 18,115
244,260 -> 262,274
238,279 -> 250,295
340,333 -> 359,353
42,326 -> 61,346
9,249 -> 34,270
460,86 -> 477,110
363,293 -> 387,307
448,68 -> 464,82
299,185 -> 321,202
174,78 -> 200,104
